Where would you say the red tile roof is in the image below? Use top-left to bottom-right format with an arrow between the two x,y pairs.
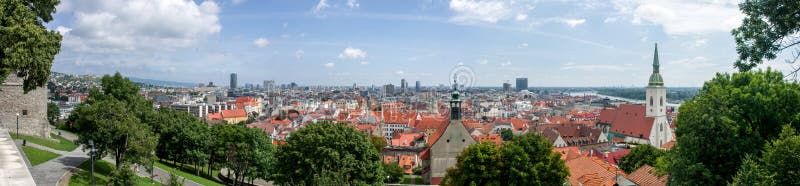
566,156 -> 626,186
605,149 -> 630,165
660,141 -> 676,150
606,104 -> 654,139
626,165 -> 667,186
221,109 -> 248,118
475,134 -> 502,146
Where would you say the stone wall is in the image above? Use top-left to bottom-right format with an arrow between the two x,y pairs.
0,74 -> 50,138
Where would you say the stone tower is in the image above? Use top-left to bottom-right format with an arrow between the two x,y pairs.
645,43 -> 671,147
427,80 -> 476,184
0,74 -> 50,138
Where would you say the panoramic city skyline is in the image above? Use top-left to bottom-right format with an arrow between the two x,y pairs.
47,0 -> 790,87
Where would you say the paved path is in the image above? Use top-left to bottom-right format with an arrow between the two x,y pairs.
27,130 -> 88,186
0,129 -> 36,186
103,157 -> 202,186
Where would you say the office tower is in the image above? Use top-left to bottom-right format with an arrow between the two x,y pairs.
230,73 -> 238,89
516,78 -> 528,91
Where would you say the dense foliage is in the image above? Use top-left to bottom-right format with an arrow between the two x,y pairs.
617,145 -> 667,173
732,0 -> 800,72
500,129 -> 513,141
273,121 -> 384,185
0,0 -> 62,92
667,70 -> 800,184
47,102 -> 59,124
383,163 -> 404,183
731,125 -> 800,185
442,133 -> 569,186
70,73 -> 158,171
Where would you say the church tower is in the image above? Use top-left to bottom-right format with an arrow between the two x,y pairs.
646,43 -> 666,117
426,80 -> 476,184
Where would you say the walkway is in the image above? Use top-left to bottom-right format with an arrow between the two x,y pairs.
0,129 -> 36,186
27,130 -> 88,186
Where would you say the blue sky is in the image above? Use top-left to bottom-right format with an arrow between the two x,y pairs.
45,0 -> 793,87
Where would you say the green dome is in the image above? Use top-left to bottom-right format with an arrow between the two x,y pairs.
648,73 -> 664,87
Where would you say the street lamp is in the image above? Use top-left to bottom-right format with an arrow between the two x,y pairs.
89,140 -> 95,186
16,113 -> 19,137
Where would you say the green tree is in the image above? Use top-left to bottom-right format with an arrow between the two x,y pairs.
273,121 -> 384,185
383,163 -> 404,183
618,145 -> 667,173
502,133 -> 569,185
668,70 -> 800,184
732,0 -> 800,72
370,135 -> 387,152
442,133 -> 569,186
441,142 -> 502,186
0,0 -> 63,92
760,125 -> 800,185
730,155 -> 776,186
47,102 -> 59,124
108,164 -> 136,186
210,124 -> 274,185
500,129 -> 513,141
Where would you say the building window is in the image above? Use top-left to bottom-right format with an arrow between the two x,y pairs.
22,110 -> 28,116
650,96 -> 653,106
660,97 -> 664,106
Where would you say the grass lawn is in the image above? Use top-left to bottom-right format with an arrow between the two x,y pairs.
69,160 -> 161,186
21,146 -> 60,166
400,175 -> 423,184
11,133 -> 78,152
154,160 -> 224,186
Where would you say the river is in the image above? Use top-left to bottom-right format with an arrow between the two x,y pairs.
566,91 -> 682,108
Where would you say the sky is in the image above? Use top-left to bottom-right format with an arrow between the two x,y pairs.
45,0 -> 795,87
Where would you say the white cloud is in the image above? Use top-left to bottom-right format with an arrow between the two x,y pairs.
518,43 -> 529,48
561,64 -> 627,71
253,38 -> 270,48
603,17 -> 619,23
449,0 -> 513,24
313,0 -> 329,13
479,59 -> 489,65
232,0 -> 246,5
667,56 -> 716,69
360,61 -> 369,65
60,0 -> 221,53
501,61 -> 512,67
347,0 -> 359,8
55,26 -> 72,35
562,18 -> 586,27
395,70 -> 405,76
612,0 -> 743,35
324,62 -> 335,68
338,47 -> 367,59
693,39 -> 708,47
295,50 -> 305,59
515,13 -> 528,21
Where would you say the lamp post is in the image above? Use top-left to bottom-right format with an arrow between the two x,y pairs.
89,140 -> 95,186
16,113 -> 19,137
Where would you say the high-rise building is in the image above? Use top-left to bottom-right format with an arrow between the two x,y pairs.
401,79 -> 407,92
263,80 -> 275,91
415,81 -> 421,92
230,73 -> 238,89
515,78 -> 528,91
383,84 -> 395,96
503,82 -> 511,92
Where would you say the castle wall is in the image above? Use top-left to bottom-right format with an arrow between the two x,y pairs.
0,74 -> 50,138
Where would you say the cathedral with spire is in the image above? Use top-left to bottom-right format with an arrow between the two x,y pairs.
601,43 -> 674,148
422,80 -> 476,184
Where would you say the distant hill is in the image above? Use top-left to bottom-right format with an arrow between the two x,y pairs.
127,76 -> 197,88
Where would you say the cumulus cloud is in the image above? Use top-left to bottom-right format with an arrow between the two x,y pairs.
518,43 -> 529,48
55,26 -> 72,35
612,0 -> 743,35
449,0 -> 516,24
338,47 -> 367,59
515,13 -> 528,21
295,50 -> 305,59
313,0 -> 329,13
347,0 -> 359,8
324,62 -> 335,68
253,38 -> 270,48
562,19 -> 586,27
60,0 -> 221,53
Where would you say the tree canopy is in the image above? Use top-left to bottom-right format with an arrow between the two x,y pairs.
273,121 -> 384,185
667,70 -> 800,184
442,133 -> 569,186
0,0 -> 62,92
732,0 -> 800,72
618,145 -> 667,173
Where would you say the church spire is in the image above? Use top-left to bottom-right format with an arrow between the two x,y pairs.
648,43 -> 664,87
450,80 -> 461,120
